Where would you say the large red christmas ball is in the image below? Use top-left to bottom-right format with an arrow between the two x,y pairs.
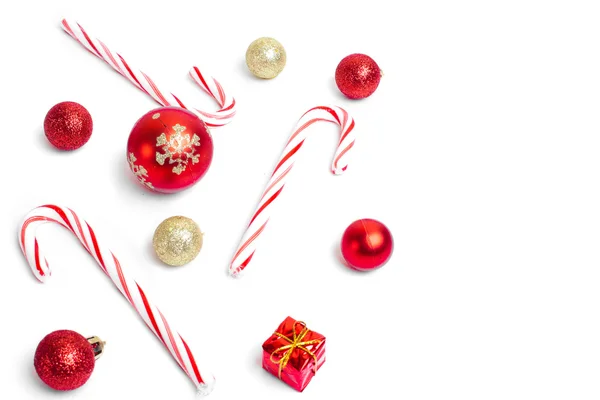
34,330 -> 96,391
341,219 -> 393,271
44,101 -> 93,150
335,54 -> 382,99
127,107 -> 214,193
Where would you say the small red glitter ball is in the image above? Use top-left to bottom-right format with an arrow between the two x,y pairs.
335,54 -> 382,99
341,219 -> 393,271
43,102 -> 93,150
127,107 -> 214,193
34,330 -> 95,391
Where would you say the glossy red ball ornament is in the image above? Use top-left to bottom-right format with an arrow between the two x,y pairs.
44,101 -> 93,150
335,54 -> 382,99
341,219 -> 393,271
127,107 -> 214,193
34,330 -> 97,391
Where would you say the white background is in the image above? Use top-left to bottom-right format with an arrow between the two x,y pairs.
1,0 -> 600,398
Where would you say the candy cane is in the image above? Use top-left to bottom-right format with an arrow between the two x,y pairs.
19,205 -> 215,395
61,18 -> 236,128
229,106 -> 356,277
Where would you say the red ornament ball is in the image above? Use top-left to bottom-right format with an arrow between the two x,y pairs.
127,107 -> 214,193
34,330 -> 96,391
335,54 -> 382,99
341,219 -> 393,271
44,101 -> 93,150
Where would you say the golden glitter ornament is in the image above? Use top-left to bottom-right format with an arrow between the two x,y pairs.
152,216 -> 203,266
245,37 -> 287,79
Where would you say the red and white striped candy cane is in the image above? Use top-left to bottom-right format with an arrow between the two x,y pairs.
229,106 -> 357,277
61,18 -> 236,128
19,205 -> 215,395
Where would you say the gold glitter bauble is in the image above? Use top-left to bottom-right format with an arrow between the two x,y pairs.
152,216 -> 203,266
245,37 -> 287,79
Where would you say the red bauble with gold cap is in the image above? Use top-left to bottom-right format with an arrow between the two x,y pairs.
34,330 -> 105,391
127,107 -> 214,193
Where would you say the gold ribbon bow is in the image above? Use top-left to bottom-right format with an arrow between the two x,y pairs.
270,321 -> 322,378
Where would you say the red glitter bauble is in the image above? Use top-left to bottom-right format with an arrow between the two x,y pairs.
44,102 -> 93,150
335,54 -> 382,99
34,330 -> 95,391
341,219 -> 393,271
127,107 -> 214,193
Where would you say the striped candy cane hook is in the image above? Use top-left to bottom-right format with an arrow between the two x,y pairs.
19,205 -> 215,395
229,106 -> 357,277
61,18 -> 236,128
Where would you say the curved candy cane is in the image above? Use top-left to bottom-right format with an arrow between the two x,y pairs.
61,18 -> 236,128
19,205 -> 215,395
229,106 -> 357,277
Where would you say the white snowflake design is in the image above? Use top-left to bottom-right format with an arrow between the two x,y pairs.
155,124 -> 201,175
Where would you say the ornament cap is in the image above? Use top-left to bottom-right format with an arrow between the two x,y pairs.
87,336 -> 106,360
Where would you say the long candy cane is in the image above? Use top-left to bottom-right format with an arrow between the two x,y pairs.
229,106 -> 357,277
19,205 -> 215,395
61,18 -> 236,128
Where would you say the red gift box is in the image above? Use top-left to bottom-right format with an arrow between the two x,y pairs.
262,317 -> 326,392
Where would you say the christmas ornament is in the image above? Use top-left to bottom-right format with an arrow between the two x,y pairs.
34,330 -> 104,391
230,106 -> 357,277
61,18 -> 236,127
153,216 -> 203,266
43,101 -> 93,150
127,107 -> 214,193
20,205 -> 215,394
246,37 -> 287,79
341,219 -> 393,271
335,54 -> 382,99
262,317 -> 326,392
